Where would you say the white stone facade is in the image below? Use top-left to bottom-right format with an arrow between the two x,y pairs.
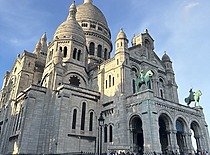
0,1 -> 209,155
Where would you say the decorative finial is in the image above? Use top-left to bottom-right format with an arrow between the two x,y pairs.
144,29 -> 148,33
69,1 -> 77,18
84,0 -> 92,3
164,51 -> 166,54
41,32 -> 47,42
36,39 -> 42,49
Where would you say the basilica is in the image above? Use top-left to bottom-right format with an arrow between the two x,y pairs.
0,0 -> 209,154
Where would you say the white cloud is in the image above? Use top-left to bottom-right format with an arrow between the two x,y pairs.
184,2 -> 199,12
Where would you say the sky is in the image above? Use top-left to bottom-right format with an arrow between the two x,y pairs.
0,0 -> 210,144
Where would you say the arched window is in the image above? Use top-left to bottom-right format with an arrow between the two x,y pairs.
72,109 -> 77,129
133,79 -> 136,93
159,78 -> 164,98
160,89 -> 163,98
89,112 -> 93,131
176,120 -> 184,132
60,46 -> 62,52
112,77 -> 114,86
104,48 -> 107,60
64,46 -> 67,58
81,102 -> 86,130
89,42 -> 95,55
109,125 -> 113,142
106,80 -> 108,89
97,45 -> 102,58
73,48 -> 77,59
109,75 -> 111,87
104,126 -> 107,143
77,50 -> 81,61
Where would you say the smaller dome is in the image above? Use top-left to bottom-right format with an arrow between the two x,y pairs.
116,28 -> 128,41
162,51 -> 171,62
53,2 -> 85,43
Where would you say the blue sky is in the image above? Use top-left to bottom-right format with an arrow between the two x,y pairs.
0,0 -> 210,136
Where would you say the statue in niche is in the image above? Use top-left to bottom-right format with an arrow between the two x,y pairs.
136,70 -> 153,92
185,89 -> 202,107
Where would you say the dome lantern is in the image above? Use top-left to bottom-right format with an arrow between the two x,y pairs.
84,0 -> 92,3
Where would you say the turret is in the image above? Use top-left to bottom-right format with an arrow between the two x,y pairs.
40,32 -> 48,56
115,28 -> 128,55
162,51 -> 179,103
33,40 -> 41,55
131,34 -> 136,46
162,51 -> 173,72
33,32 -> 48,59
53,47 -> 63,65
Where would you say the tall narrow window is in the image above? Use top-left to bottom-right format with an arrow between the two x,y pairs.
109,75 -> 111,87
89,112 -> 93,131
106,80 -> 108,88
112,77 -> 115,86
89,42 -> 95,55
72,109 -> 77,129
60,46 -> 62,52
97,45 -> 102,58
81,102 -> 86,130
160,89 -> 163,98
64,46 -> 67,58
77,50 -> 81,61
73,48 -> 77,59
133,79 -> 136,93
104,48 -> 107,60
104,126 -> 107,143
109,125 -> 113,142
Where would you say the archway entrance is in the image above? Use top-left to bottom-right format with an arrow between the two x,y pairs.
130,116 -> 144,154
176,119 -> 185,155
191,121 -> 201,152
159,117 -> 168,153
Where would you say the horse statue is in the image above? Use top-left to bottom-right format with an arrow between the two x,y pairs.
185,89 -> 202,107
136,70 -> 153,91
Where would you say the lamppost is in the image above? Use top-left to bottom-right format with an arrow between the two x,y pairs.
98,112 -> 105,155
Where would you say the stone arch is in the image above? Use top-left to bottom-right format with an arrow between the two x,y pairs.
71,106 -> 80,131
190,120 -> 202,151
40,73 -> 49,87
89,42 -> 95,55
158,112 -> 173,152
174,115 -> 188,132
175,116 -> 188,154
158,77 -> 166,99
129,114 -> 144,153
158,111 -> 173,130
64,72 -> 87,88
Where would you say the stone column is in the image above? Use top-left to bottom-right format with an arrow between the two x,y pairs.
166,130 -> 172,151
186,132 -> 194,154
195,136 -> 201,151
182,133 -> 188,154
141,99 -> 161,154
129,127 -> 134,152
170,130 -> 179,152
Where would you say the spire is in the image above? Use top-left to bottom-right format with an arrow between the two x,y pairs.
33,39 -> 41,54
84,0 -> 92,3
69,1 -> 77,19
40,32 -> 48,55
41,32 -> 47,42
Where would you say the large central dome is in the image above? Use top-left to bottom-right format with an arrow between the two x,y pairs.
75,0 -> 112,65
76,2 -> 108,27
